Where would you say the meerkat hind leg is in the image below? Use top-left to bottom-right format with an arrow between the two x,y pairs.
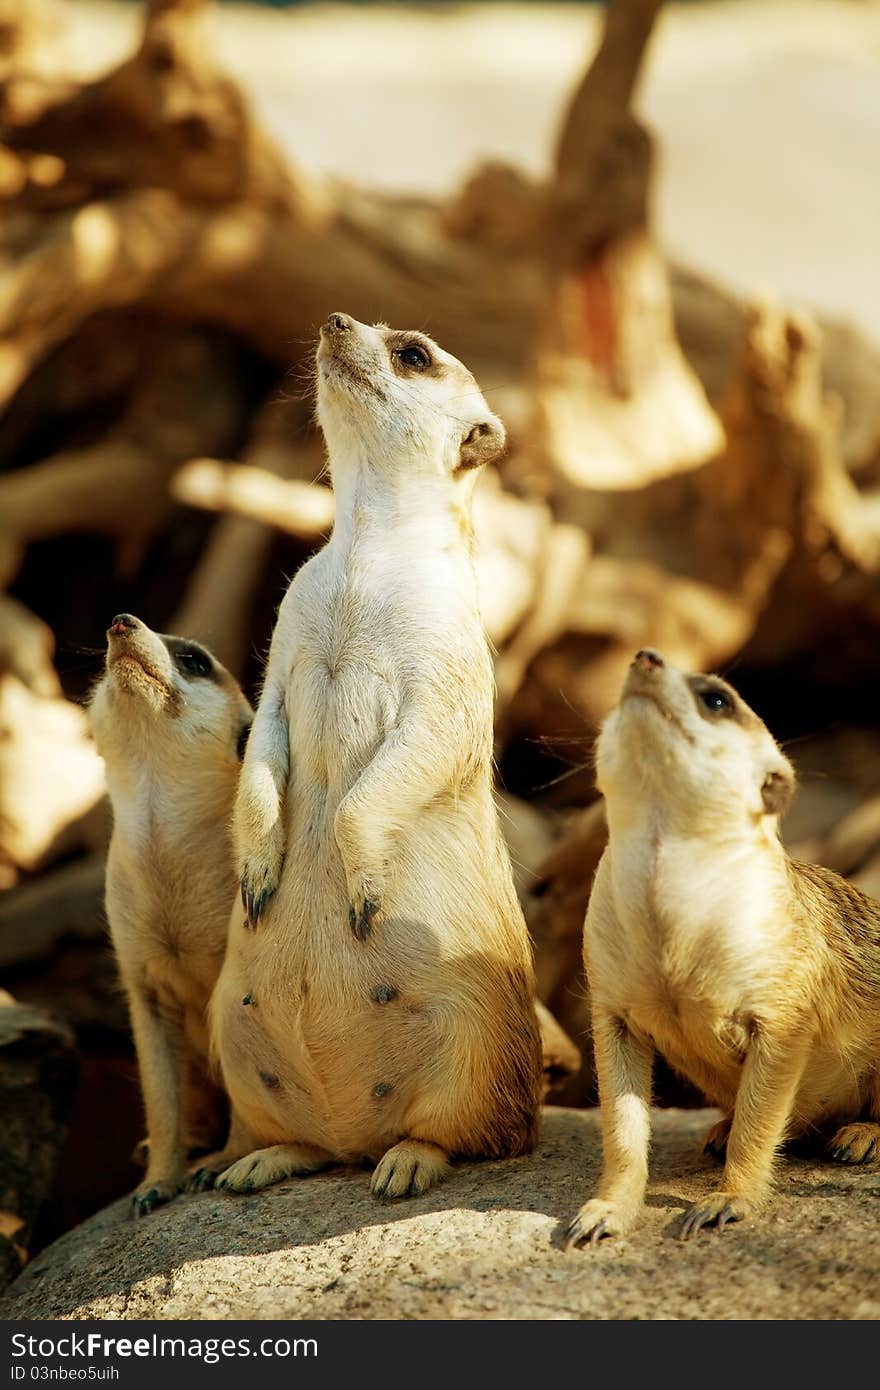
215,1142 -> 330,1194
828,1069 -> 880,1164
370,1140 -> 450,1199
702,1113 -> 732,1161
185,1111 -> 255,1192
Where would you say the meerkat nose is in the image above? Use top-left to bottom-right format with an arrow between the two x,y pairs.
109,613 -> 140,637
323,312 -> 352,335
633,648 -> 664,672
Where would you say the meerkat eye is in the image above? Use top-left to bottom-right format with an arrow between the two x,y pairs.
395,344 -> 430,370
699,687 -> 733,716
175,647 -> 213,679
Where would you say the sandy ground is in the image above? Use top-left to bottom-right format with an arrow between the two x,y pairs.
62,0 -> 880,344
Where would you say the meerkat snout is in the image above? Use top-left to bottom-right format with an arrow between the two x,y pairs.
322,311 -> 353,335
632,647 -> 664,671
315,312 -> 506,479
597,651 -> 795,827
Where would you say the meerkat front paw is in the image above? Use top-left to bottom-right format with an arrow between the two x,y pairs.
564,1198 -> 638,1248
130,1177 -> 182,1218
828,1122 -> 880,1164
679,1190 -> 756,1239
371,1141 -> 449,1198
239,826 -> 285,928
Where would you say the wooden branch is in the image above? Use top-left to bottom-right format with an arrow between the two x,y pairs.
171,459 -> 334,539
531,0 -> 723,490
552,0 -> 663,263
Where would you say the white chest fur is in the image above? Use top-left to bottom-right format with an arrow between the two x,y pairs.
592,811 -> 789,1041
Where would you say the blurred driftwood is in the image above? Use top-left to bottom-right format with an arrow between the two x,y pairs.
0,676 -> 105,887
0,995 -> 77,1289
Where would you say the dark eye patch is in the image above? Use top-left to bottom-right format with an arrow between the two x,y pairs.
394,343 -> 431,370
165,637 -> 214,680
692,680 -> 734,718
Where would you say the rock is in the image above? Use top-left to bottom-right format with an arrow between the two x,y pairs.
3,1109 -> 878,1320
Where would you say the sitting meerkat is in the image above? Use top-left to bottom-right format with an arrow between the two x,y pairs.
90,615 -> 252,1216
566,648 -> 880,1247
209,311 -> 542,1199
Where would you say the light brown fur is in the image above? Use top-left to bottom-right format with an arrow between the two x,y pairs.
566,649 -> 880,1247
210,314 -> 542,1199
90,615 -> 252,1216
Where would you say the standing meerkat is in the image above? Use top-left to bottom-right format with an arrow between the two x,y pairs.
209,311 -> 542,1199
566,649 -> 880,1247
90,615 -> 252,1216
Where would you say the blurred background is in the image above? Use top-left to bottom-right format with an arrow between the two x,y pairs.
2,0 -> 880,1279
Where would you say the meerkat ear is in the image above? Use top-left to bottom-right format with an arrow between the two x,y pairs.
761,761 -> 795,817
457,415 -> 506,472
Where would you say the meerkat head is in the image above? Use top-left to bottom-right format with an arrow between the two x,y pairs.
596,649 -> 795,832
315,311 -> 506,486
89,614 -> 252,772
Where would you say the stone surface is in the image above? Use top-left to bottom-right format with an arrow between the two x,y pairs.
3,1109 -> 879,1321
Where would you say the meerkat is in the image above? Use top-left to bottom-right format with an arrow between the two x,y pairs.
207,311 -> 542,1200
565,648 -> 880,1247
90,615 -> 253,1216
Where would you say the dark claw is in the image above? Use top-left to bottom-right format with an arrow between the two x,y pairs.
716,1204 -> 736,1231
680,1202 -> 739,1239
186,1168 -> 216,1194
564,1218 -> 583,1250
350,897 -> 379,941
565,1216 -> 608,1250
240,878 -> 272,929
131,1188 -> 162,1218
679,1208 -> 703,1240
